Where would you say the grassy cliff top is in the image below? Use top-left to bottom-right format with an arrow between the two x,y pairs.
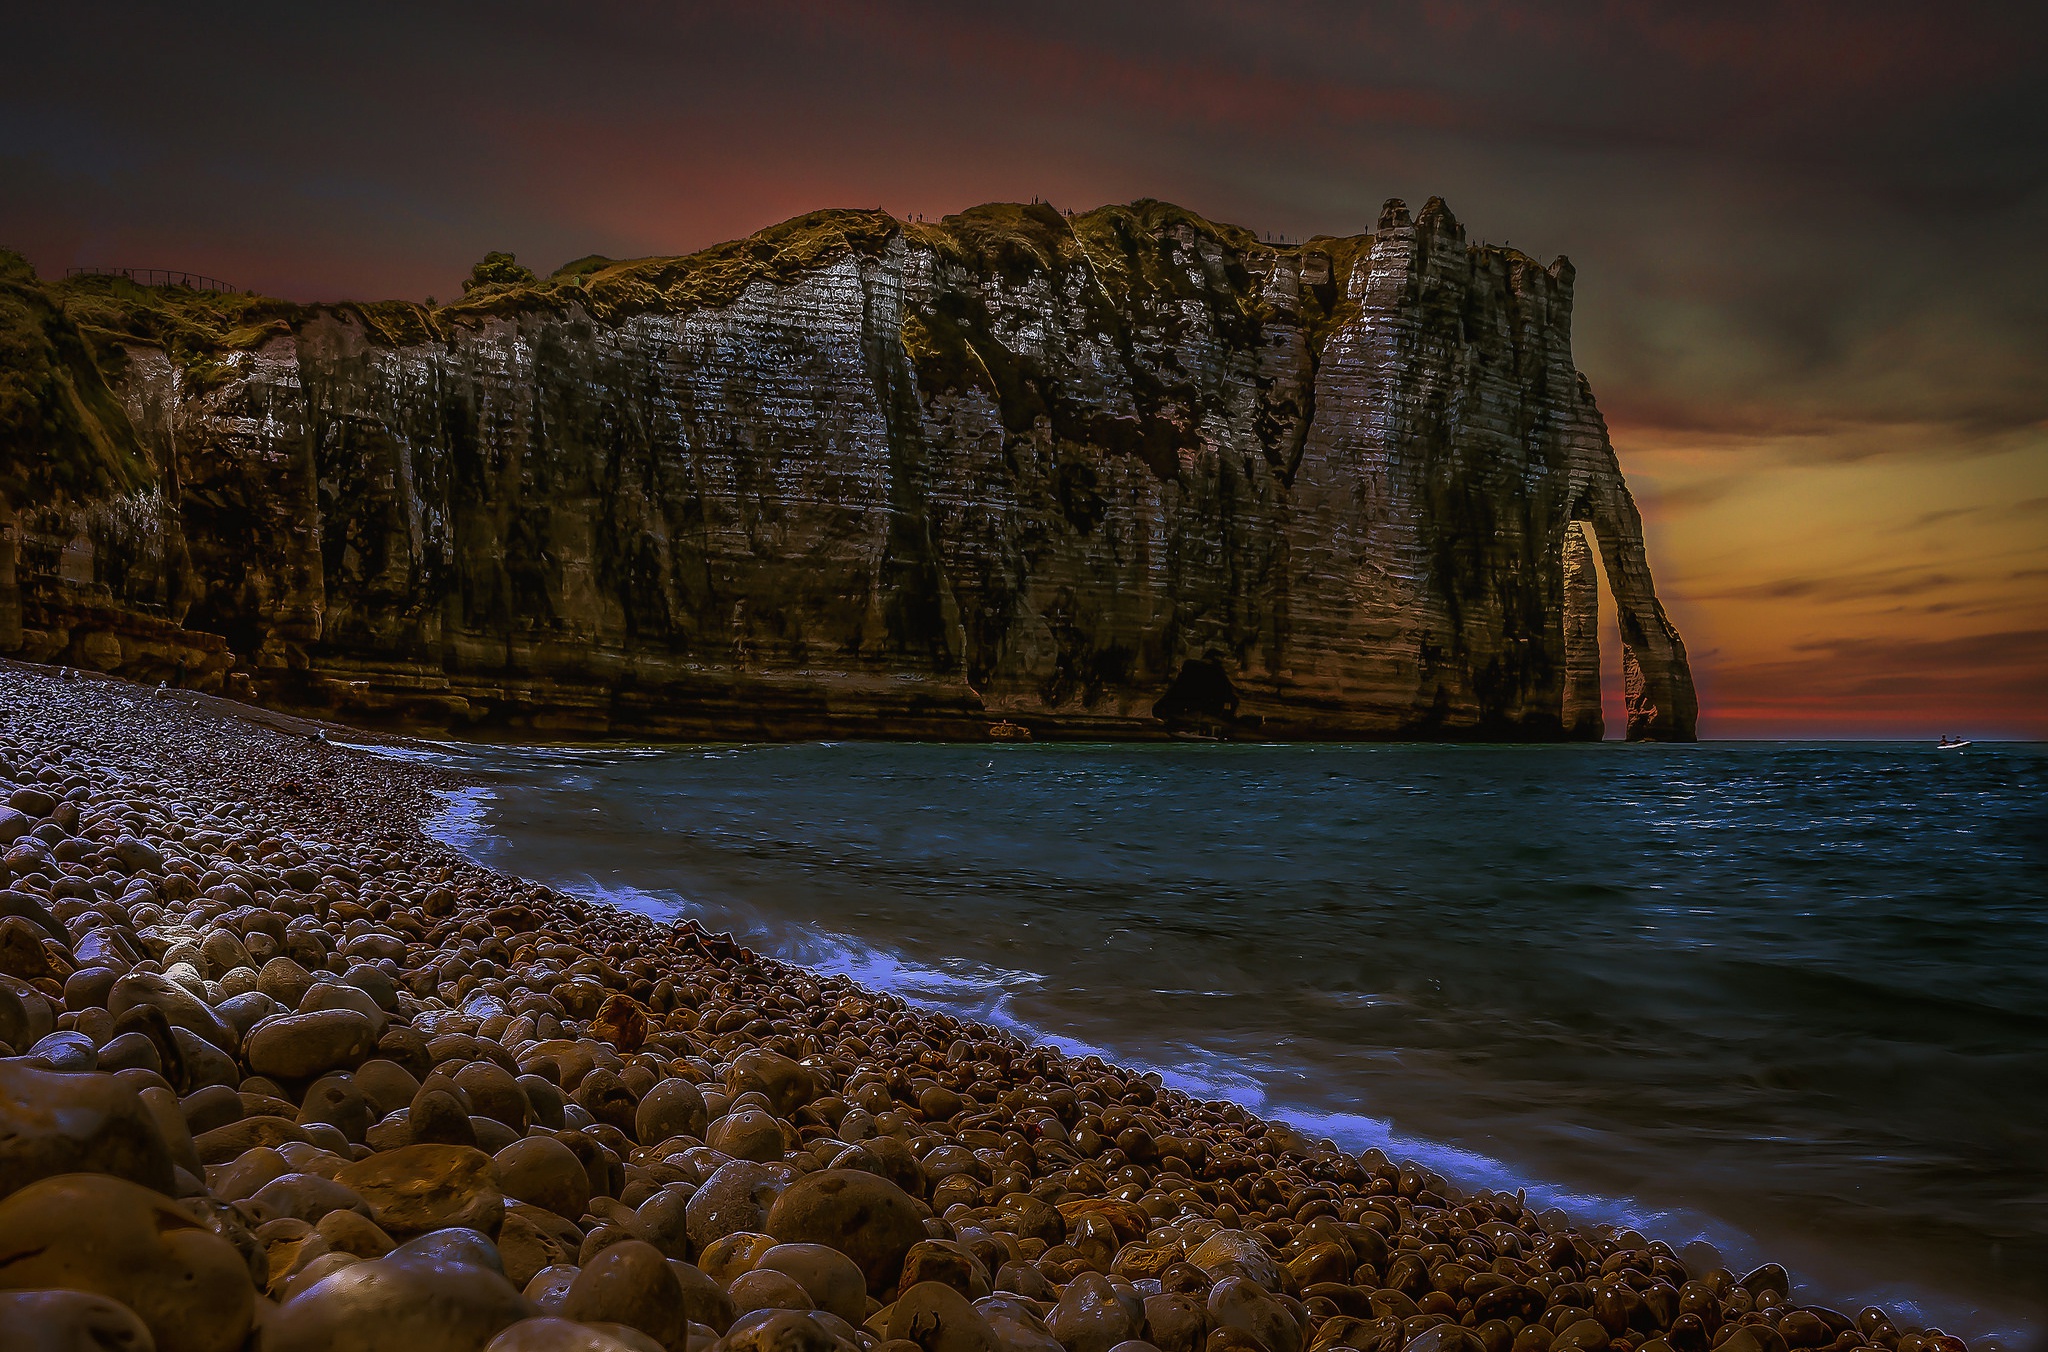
15,196 -> 1550,394
22,200 -> 1393,364
0,250 -> 152,499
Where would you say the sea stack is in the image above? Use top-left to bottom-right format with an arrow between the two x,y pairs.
0,198 -> 1695,740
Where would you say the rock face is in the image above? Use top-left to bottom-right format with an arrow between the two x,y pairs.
0,198 -> 1696,739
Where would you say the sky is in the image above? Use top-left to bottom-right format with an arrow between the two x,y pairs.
4,1 -> 2044,738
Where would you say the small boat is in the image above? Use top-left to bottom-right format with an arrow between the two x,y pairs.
987,720 -> 1032,742
1936,737 -> 1973,751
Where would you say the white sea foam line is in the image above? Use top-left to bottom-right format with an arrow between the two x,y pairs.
341,738 -> 480,764
423,787 -> 496,856
426,824 -> 2032,1347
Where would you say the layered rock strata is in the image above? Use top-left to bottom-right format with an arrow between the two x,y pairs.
0,665 -> 1924,1351
1,198 -> 1697,740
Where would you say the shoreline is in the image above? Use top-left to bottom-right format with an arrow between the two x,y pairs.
0,660 -> 1989,1352
412,738 -> 2040,1348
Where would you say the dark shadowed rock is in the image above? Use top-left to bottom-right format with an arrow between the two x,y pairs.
0,1063 -> 175,1199
193,1114 -> 307,1164
245,1008 -> 378,1079
457,1060 -> 533,1132
0,1173 -> 254,1352
0,1288 -> 157,1352
766,1168 -> 928,1296
487,1316 -> 646,1352
1206,1278 -> 1299,1352
669,1260 -> 736,1335
560,1239 -> 686,1351
726,1049 -> 818,1118
888,1281 -> 1003,1352
687,1159 -> 793,1254
1144,1293 -> 1209,1352
498,1205 -> 577,1290
107,973 -> 234,1052
759,1242 -> 870,1324
495,1134 -> 592,1223
633,1077 -> 708,1144
723,1309 -> 846,1352
1050,1272 -> 1139,1352
264,1247 -> 535,1352
355,1057 -> 424,1117
626,1183 -> 693,1259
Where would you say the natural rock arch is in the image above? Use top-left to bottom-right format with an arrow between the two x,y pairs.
1561,492 -> 1698,742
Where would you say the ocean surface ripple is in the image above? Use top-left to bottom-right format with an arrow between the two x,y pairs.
409,739 -> 2048,1345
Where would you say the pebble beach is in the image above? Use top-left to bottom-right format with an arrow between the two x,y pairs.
0,661 -> 1980,1352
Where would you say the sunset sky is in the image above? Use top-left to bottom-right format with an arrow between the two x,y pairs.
4,2 -> 2042,737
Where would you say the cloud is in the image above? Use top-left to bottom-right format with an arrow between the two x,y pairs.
1899,495 -> 2048,533
1693,566 -> 1964,606
1699,628 -> 2048,737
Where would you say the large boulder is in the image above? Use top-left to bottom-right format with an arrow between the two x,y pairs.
192,1115 -> 308,1165
264,1244 -> 536,1352
0,1173 -> 255,1352
1186,1231 -> 1282,1294
0,1288 -> 156,1352
757,1242 -> 870,1324
487,1317 -> 646,1352
707,1108 -> 787,1163
558,1239 -> 686,1351
106,973 -> 235,1052
686,1160 -> 794,1254
765,1168 -> 927,1297
0,1063 -> 175,1200
725,1049 -> 818,1118
633,1077 -> 708,1145
1048,1272 -> 1138,1352
244,1009 -> 379,1080
335,1143 -> 505,1238
887,1281 -> 1002,1352
0,915 -> 59,981
1206,1277 -> 1300,1352
495,1135 -> 592,1223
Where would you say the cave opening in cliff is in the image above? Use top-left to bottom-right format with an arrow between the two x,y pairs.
1152,654 -> 1242,736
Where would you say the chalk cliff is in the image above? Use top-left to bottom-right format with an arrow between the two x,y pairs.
0,198 -> 1697,740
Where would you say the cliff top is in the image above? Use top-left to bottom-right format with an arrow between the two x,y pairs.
2,199 -> 1565,508
12,197 -> 1544,374
0,250 -> 152,499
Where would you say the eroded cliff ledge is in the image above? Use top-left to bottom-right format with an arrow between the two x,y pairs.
0,198 -> 1697,740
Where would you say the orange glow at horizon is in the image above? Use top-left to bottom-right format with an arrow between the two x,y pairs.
1615,428 -> 2048,740
2,2 -> 2041,739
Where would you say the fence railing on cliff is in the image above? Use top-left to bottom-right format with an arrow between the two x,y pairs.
65,267 -> 239,293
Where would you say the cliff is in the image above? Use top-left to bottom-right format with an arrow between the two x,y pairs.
0,197 -> 1697,740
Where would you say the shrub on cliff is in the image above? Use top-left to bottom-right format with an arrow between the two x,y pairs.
463,251 -> 538,294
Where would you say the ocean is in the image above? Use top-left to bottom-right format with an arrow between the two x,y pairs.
406,738 -> 2048,1345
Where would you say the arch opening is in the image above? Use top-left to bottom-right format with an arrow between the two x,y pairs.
1561,519 -> 1604,740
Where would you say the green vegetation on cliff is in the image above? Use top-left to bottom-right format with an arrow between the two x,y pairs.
0,251 -> 151,500
0,201 -> 1407,501
7,201 -> 1394,381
